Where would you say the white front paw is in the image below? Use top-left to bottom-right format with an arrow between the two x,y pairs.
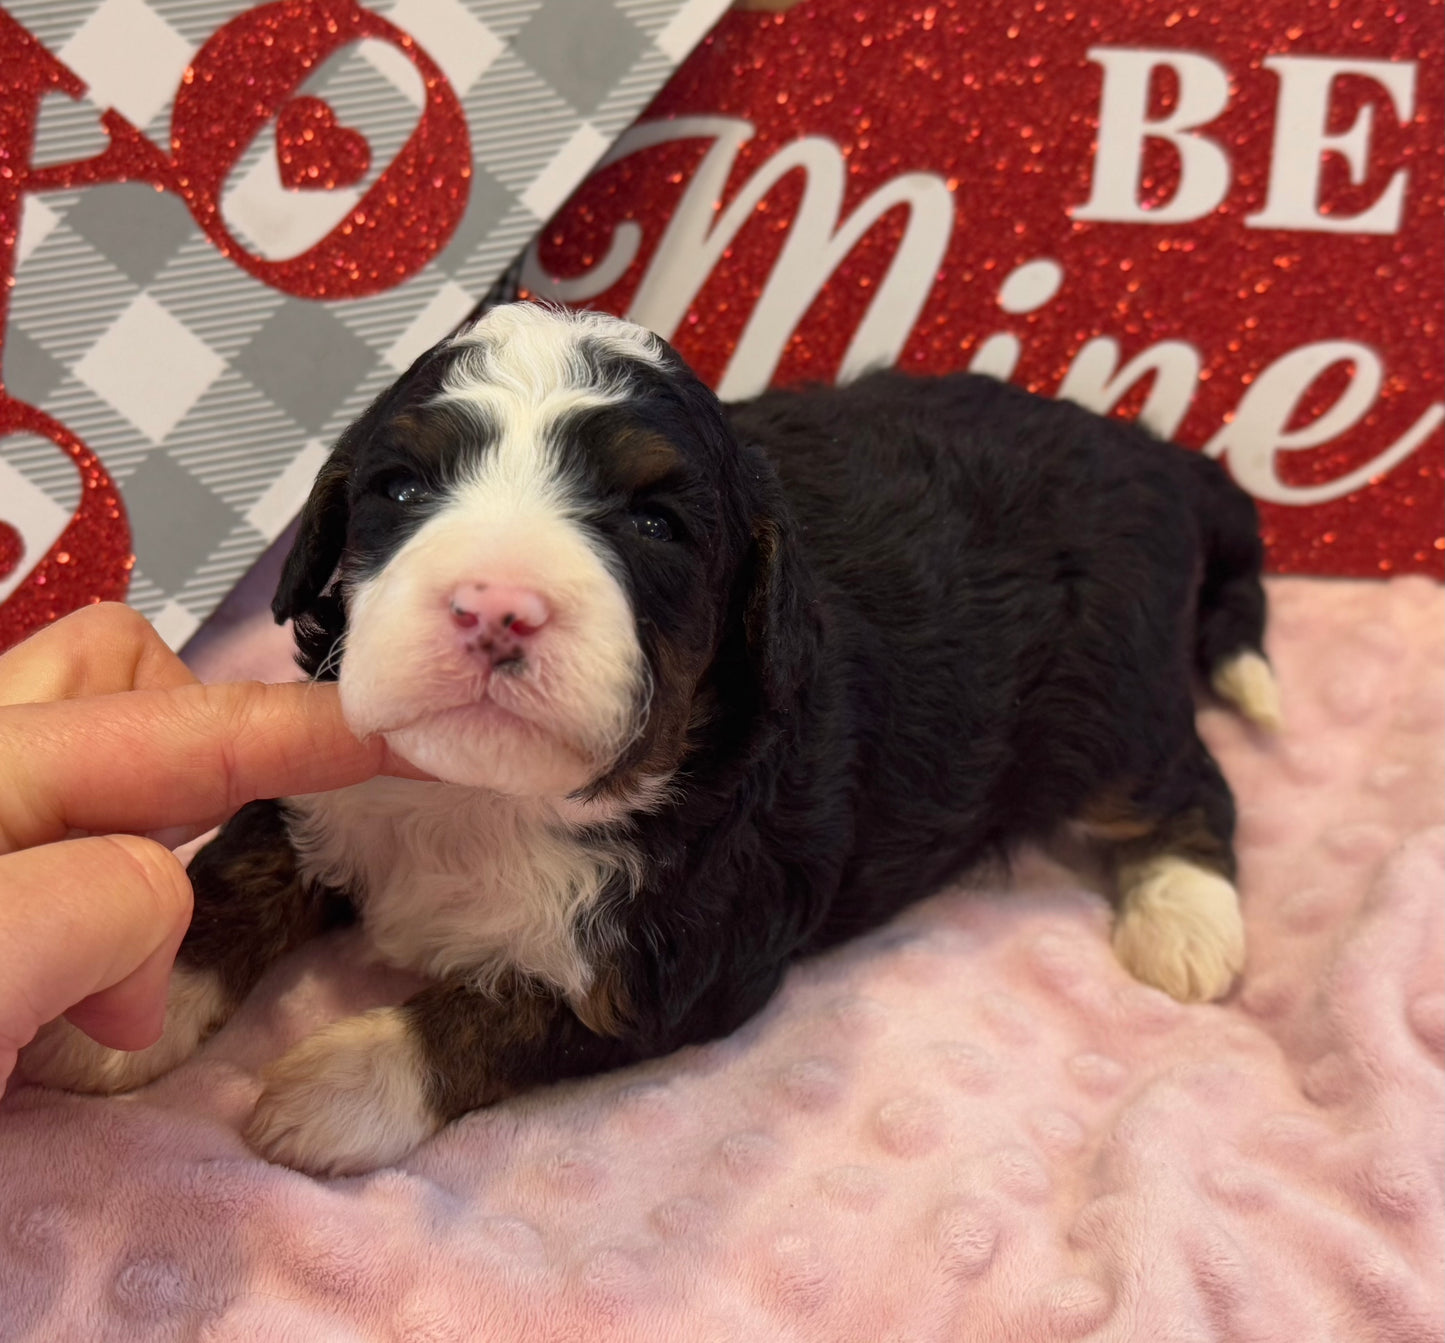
18,967 -> 228,1094
1113,857 -> 1245,1003
245,1007 -> 439,1176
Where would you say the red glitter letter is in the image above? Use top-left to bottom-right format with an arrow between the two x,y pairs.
0,11 -> 162,647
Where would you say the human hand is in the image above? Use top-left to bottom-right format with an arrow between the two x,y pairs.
0,603 -> 414,1086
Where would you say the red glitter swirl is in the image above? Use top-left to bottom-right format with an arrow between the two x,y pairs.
0,522 -> 22,584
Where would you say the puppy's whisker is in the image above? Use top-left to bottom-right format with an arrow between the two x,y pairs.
309,632 -> 348,685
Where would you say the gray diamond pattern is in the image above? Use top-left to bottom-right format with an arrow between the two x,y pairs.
1,326 -> 67,405
121,449 -> 240,595
435,163 -> 516,271
232,300 -> 379,436
511,0 -> 650,115
64,182 -> 200,289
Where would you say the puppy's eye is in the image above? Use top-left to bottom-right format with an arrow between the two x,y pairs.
381,474 -> 432,506
629,510 -> 674,543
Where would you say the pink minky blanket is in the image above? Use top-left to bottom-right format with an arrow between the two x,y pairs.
2,571 -> 1441,1341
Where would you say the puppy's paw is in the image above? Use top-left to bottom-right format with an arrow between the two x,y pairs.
245,1008 -> 439,1177
18,966 -> 228,1094
1113,857 -> 1245,1003
1211,651 -> 1283,732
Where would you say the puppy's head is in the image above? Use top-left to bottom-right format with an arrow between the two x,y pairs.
274,302 -> 810,800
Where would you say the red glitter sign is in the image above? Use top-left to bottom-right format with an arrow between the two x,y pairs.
0,0 -> 472,649
526,0 -> 1444,578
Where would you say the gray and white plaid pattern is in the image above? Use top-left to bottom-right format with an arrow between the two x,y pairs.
1,0 -> 727,647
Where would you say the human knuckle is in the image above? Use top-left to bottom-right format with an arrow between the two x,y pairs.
82,601 -> 154,643
99,834 -> 193,923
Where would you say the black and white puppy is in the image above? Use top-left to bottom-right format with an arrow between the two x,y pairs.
23,302 -> 1279,1175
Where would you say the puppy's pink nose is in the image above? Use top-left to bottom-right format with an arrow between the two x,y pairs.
448,583 -> 550,638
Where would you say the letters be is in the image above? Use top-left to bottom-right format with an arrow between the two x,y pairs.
1075,48 -> 1417,234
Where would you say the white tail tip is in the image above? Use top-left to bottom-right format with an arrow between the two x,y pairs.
1211,651 -> 1283,731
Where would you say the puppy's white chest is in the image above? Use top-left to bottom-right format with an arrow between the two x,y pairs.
288,780 -> 627,1001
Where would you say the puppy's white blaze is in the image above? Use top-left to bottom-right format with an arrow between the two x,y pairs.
289,779 -> 639,1005
438,306 -> 664,499
1113,856 -> 1245,1004
1211,651 -> 1284,732
246,1007 -> 437,1176
18,966 -> 227,1094
446,302 -> 667,388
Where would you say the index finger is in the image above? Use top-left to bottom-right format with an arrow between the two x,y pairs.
0,680 -> 418,853
0,603 -> 197,706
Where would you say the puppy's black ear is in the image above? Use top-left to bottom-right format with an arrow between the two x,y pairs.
272,447 -> 350,626
269,338 -> 450,676
272,444 -> 353,679
743,463 -> 818,715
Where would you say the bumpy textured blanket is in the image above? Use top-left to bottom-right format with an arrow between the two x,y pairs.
1,573 -> 1441,1342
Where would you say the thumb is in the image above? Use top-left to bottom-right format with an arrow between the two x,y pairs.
0,834 -> 193,1061
64,915 -> 189,1051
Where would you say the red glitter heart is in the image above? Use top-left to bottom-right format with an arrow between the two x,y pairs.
275,96 -> 370,191
0,521 -> 21,582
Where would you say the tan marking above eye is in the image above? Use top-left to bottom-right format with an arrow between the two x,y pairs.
611,431 -> 681,492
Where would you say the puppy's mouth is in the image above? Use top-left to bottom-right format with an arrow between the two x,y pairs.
377,688 -> 546,740
374,687 -> 598,768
